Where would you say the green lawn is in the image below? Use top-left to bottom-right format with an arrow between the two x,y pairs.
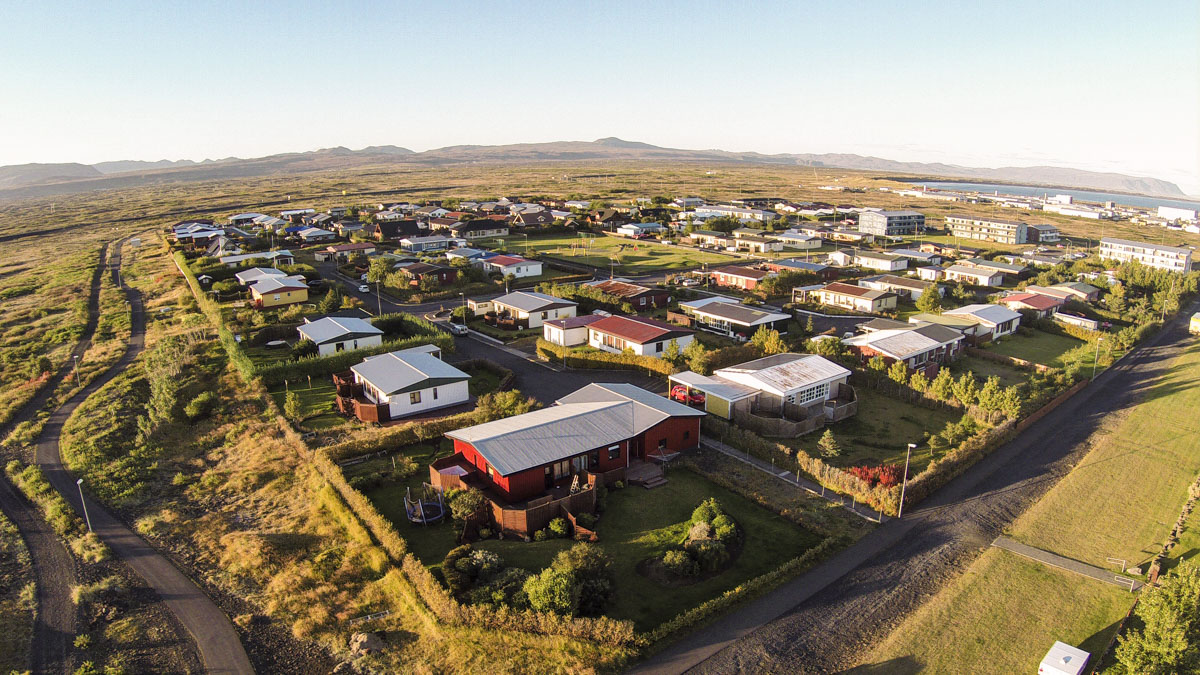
462,365 -> 502,397
499,233 -> 734,273
984,329 -> 1088,368
950,355 -> 1030,388
368,462 -> 822,631
783,388 -> 959,474
859,341 -> 1200,673
269,379 -> 347,430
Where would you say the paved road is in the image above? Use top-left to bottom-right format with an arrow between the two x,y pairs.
37,245 -> 254,674
991,536 -> 1141,591
637,300 -> 1200,674
0,241 -> 115,673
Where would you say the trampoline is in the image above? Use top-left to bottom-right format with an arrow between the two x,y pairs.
405,485 -> 446,525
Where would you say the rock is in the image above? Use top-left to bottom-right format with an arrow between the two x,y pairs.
349,632 -> 384,656
1129,566 -> 1142,575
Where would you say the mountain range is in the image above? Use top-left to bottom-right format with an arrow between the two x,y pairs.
0,137 -> 1187,200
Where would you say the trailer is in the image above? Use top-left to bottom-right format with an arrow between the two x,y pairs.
1038,641 -> 1089,675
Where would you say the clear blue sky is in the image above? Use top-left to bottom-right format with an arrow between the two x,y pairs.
2,0 -> 1197,192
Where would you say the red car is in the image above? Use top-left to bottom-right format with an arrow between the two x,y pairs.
670,385 -> 705,406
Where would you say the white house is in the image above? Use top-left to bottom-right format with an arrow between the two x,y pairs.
854,250 -> 908,272
542,314 -> 605,347
944,304 -> 1023,340
350,345 -> 470,420
483,255 -> 543,279
234,267 -> 288,286
773,231 -> 823,250
297,317 -> 384,356
942,264 -> 1004,287
468,291 -> 577,329
668,353 -> 851,420
586,315 -> 695,357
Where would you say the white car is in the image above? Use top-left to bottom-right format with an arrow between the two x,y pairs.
357,284 -> 370,293
447,323 -> 468,336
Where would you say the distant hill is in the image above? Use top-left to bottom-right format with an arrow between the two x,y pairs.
0,138 -> 1185,200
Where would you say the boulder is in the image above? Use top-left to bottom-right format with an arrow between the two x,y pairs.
349,631 -> 384,656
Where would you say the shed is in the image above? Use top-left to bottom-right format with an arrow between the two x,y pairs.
1038,642 -> 1088,675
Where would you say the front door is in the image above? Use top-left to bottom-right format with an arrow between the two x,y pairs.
544,467 -> 554,489
631,437 -> 642,460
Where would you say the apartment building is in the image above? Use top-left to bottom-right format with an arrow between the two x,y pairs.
945,215 -> 1028,245
857,210 -> 924,236
1098,237 -> 1193,272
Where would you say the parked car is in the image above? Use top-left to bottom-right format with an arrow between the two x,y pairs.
670,385 -> 705,406
357,284 -> 370,293
680,278 -> 701,287
446,322 -> 468,336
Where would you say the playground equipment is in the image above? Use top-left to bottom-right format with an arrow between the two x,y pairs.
405,484 -> 446,525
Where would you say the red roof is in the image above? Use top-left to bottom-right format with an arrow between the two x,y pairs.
544,314 -> 606,330
1002,293 -> 1063,310
588,315 -> 691,345
488,255 -> 534,267
327,242 -> 376,252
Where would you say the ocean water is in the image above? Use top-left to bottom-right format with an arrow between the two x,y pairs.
910,181 -> 1200,211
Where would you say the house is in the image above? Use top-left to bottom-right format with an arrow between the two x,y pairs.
773,230 -> 823,250
944,304 -> 1023,340
813,282 -> 898,313
314,242 -> 376,262
673,196 -> 705,208
565,200 -> 591,210
450,220 -> 510,240
693,204 -> 772,222
302,213 -> 334,228
587,315 -> 695,356
483,255 -> 542,279
234,267 -> 288,286
854,250 -> 908,272
584,279 -> 672,309
908,312 -> 992,343
826,250 -> 856,267
857,210 -> 924,236
340,345 -> 470,422
616,223 -> 656,238
942,264 -> 1004,287
445,247 -> 494,263
688,230 -> 735,248
249,275 -> 309,308
219,250 -> 295,268
296,227 -> 337,243
842,323 -> 965,377
437,383 -> 703,505
1000,292 -> 1063,319
1056,312 -> 1102,330
400,234 -> 455,253
732,233 -> 784,253
468,291 -> 577,329
427,217 -> 461,231
764,259 -> 839,280
919,242 -> 983,258
279,208 -> 316,223
542,314 -> 606,347
889,248 -> 941,266
1026,224 -> 1061,243
590,209 -> 630,229
297,317 -> 384,356
371,219 -> 423,241
397,263 -> 458,287
676,297 -> 791,339
962,257 -> 1026,278
668,353 -> 854,422
415,205 -> 450,219
333,220 -> 364,237
945,215 -> 1029,244
710,265 -> 774,291
228,212 -> 266,226
857,274 -> 940,300
915,265 -> 944,281
1046,282 -> 1101,303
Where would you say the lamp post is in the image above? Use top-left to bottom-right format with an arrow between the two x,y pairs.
522,233 -> 529,256
72,354 -> 80,387
1092,337 -> 1104,381
375,280 -> 382,316
897,443 -> 916,518
459,292 -> 466,326
76,478 -> 93,533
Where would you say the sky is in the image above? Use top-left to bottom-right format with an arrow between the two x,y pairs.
2,0 -> 1198,193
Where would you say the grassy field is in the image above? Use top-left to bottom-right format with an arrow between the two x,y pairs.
503,232 -> 735,273
949,354 -> 1031,388
985,329 -> 1089,368
783,388 -> 959,474
0,510 -> 33,674
859,340 -> 1200,673
269,379 -> 346,430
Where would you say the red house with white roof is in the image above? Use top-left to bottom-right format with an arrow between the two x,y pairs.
710,265 -> 773,291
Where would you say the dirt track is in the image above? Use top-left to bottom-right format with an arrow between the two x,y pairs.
639,302 -> 1199,675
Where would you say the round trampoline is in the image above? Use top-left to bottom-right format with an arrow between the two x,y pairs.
405,486 -> 446,525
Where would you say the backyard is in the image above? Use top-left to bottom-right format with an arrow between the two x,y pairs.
359,457 -> 823,631
983,329 -> 1091,368
783,387 -> 960,475
948,354 -> 1031,388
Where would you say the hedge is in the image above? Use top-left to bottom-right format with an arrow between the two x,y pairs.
535,339 -> 678,377
646,535 -> 847,644
900,420 -> 1017,507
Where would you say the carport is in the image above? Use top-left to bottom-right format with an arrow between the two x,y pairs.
667,371 -> 758,419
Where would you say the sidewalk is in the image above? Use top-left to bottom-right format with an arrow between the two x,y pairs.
699,435 -> 885,522
991,536 -> 1142,591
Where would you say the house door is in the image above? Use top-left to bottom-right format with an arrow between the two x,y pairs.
544,467 -> 554,489
631,437 -> 642,460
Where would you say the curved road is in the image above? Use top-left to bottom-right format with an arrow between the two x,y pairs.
35,241 -> 254,674
0,241 -> 115,673
636,300 -> 1200,674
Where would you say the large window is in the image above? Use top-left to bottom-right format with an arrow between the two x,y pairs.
607,444 -> 621,461
410,391 -> 421,405
788,383 -> 829,405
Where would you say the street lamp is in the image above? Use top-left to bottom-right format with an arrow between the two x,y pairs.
76,478 -> 93,533
897,443 -> 916,518
521,233 -> 529,256
72,354 -> 80,387
375,280 -> 382,316
1092,337 -> 1104,381
459,292 -> 467,326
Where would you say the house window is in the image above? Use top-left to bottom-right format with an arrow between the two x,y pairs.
684,430 -> 690,440
656,342 -> 663,353
335,342 -> 345,352
432,387 -> 438,400
590,451 -> 599,468
658,439 -> 667,450
607,444 -> 621,461
410,391 -> 421,405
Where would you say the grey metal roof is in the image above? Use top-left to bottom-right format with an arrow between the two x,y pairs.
445,401 -> 635,476
555,383 -> 704,434
351,346 -> 469,396
667,372 -> 759,401
945,304 -> 1023,327
687,300 -> 789,327
493,291 -> 577,313
296,317 -> 383,345
235,267 -> 287,285
249,275 -> 308,294
715,353 -> 850,397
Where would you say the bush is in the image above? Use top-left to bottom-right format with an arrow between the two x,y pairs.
448,488 -> 486,524
523,567 -> 581,615
575,512 -> 597,529
691,498 -> 720,525
662,549 -> 698,577
184,391 -> 217,421
687,539 -> 730,573
478,527 -> 493,539
548,517 -> 569,538
535,338 -> 678,376
534,529 -> 548,542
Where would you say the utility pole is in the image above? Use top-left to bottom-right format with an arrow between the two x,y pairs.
1092,337 -> 1104,381
72,354 -> 80,387
76,479 -> 93,532
897,443 -> 916,518
376,280 -> 382,316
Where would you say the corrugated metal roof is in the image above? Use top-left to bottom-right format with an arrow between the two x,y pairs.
844,328 -> 945,360
587,315 -> 691,345
945,304 -> 1023,326
493,291 -> 577,313
667,372 -> 759,401
686,300 -> 789,327
235,267 -> 287,285
445,401 -> 635,476
715,353 -> 850,396
296,317 -> 383,345
351,347 -> 468,396
556,383 -> 704,433
249,275 -> 308,294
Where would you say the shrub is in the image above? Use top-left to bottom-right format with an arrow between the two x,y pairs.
448,488 -> 486,524
662,549 -> 698,577
534,529 -> 548,542
687,539 -> 729,572
548,517 -> 569,538
184,391 -> 216,421
478,527 -> 493,539
575,512 -> 597,529
441,545 -> 474,594
613,480 -> 625,489
523,567 -> 581,615
691,497 -> 720,525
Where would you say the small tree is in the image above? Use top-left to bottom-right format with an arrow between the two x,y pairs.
683,340 -> 709,373
951,372 -> 978,408
662,339 -> 682,365
805,315 -> 815,335
449,488 -> 486,524
909,370 -> 930,393
367,257 -> 391,283
750,326 -> 786,355
887,361 -> 909,390
283,391 -> 303,423
915,288 -> 943,313
817,429 -> 841,458
475,390 -> 537,423
929,369 -> 954,402
523,567 -> 580,615
928,433 -> 949,455
318,285 -> 343,314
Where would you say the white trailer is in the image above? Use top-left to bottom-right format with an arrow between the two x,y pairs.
1038,641 -> 1089,675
